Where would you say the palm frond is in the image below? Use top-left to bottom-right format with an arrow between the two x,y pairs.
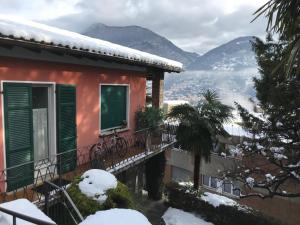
167,104 -> 199,122
252,0 -> 300,77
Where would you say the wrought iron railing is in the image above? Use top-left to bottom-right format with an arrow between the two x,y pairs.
0,206 -> 56,225
89,124 -> 177,171
0,124 -> 177,205
43,181 -> 83,225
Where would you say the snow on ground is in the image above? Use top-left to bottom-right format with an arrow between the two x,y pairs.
162,207 -> 214,225
78,209 -> 152,225
0,14 -> 182,71
78,169 -> 117,204
0,199 -> 55,225
200,192 -> 237,208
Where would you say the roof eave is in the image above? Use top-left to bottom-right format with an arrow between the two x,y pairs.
0,36 -> 183,73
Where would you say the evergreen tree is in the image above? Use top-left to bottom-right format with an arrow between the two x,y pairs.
232,35 -> 300,198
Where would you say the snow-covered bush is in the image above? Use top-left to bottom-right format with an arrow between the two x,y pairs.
68,169 -> 135,217
165,182 -> 282,225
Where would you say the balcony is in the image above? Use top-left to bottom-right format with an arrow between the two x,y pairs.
0,124 -> 177,204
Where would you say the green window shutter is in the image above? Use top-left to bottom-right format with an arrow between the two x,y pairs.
3,83 -> 34,191
101,85 -> 127,130
56,84 -> 77,174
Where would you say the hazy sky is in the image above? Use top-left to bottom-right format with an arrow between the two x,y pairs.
0,0 -> 268,54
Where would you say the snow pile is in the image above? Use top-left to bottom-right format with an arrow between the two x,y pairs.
162,207 -> 214,225
0,14 -> 183,71
228,146 -> 243,157
200,192 -> 237,208
0,199 -> 55,225
246,177 -> 255,187
78,169 -> 117,204
265,173 -> 275,182
78,209 -> 152,225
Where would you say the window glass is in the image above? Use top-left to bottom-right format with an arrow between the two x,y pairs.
223,182 -> 232,193
101,85 -> 128,130
202,175 -> 210,186
233,183 -> 240,196
210,177 -> 217,188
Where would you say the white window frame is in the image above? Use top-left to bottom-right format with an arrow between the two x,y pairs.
99,84 -> 130,134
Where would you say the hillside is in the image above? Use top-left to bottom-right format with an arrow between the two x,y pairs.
83,23 -> 198,67
189,36 -> 257,71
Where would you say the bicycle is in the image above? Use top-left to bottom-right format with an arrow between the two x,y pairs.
89,125 -> 128,169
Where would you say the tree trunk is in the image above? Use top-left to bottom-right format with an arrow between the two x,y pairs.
193,153 -> 201,190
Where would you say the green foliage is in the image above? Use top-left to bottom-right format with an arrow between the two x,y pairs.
167,91 -> 233,189
253,0 -> 300,76
67,177 -> 135,218
135,106 -> 164,130
233,35 -> 300,198
198,90 -> 234,133
165,183 -> 283,225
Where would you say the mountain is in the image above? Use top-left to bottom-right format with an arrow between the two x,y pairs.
83,23 -> 199,67
83,24 -> 257,71
189,36 -> 257,71
82,23 -> 258,107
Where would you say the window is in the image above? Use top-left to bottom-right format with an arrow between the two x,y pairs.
202,175 -> 210,186
201,174 -> 240,197
32,86 -> 49,162
210,177 -> 218,188
232,183 -> 241,196
3,82 -> 73,191
223,182 -> 232,193
100,85 -> 128,131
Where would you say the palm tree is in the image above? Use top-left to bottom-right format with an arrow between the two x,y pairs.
168,90 -> 233,189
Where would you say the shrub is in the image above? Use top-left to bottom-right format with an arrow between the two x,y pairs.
165,182 -> 283,225
67,176 -> 135,218
135,106 -> 164,130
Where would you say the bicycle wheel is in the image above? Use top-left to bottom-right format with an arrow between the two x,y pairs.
116,137 -> 128,158
89,142 -> 107,169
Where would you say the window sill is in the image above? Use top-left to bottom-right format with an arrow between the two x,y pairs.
100,127 -> 130,136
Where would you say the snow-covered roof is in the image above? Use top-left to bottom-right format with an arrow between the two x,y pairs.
0,15 -> 183,72
0,199 -> 55,225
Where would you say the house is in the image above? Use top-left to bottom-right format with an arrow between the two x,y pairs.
0,15 -> 182,194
